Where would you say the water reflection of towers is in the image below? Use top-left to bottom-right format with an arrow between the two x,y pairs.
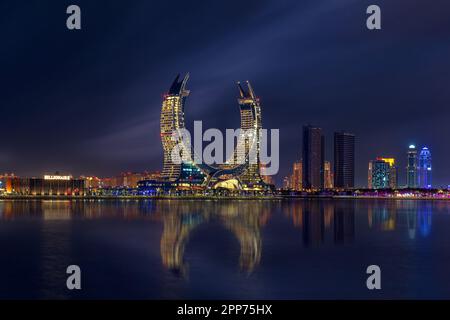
367,200 -> 432,239
283,200 -> 355,246
159,201 -> 271,276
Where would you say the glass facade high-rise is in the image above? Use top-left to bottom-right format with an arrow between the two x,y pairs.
369,159 -> 391,189
302,125 -> 324,190
418,147 -> 432,188
333,132 -> 355,189
406,145 -> 418,188
368,158 -> 397,189
378,157 -> 398,189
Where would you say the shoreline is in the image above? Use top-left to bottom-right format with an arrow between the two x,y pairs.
284,195 -> 450,201
333,195 -> 450,201
0,195 -> 449,201
0,195 -> 283,201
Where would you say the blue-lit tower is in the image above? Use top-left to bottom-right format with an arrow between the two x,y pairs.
418,147 -> 432,189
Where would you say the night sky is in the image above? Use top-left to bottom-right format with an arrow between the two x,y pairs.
1,0 -> 450,187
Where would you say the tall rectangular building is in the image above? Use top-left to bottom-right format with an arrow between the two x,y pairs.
290,161 -> 302,191
283,176 -> 291,189
302,125 -> 324,190
334,132 -> 355,189
378,158 -> 397,189
407,145 -> 418,188
369,159 -> 390,189
324,161 -> 333,189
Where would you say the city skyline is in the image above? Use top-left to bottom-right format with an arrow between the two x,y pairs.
2,0 -> 450,304
1,0 -> 450,187
0,123 -> 446,188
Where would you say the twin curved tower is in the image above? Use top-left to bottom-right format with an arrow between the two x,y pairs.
160,74 -> 190,181
160,74 -> 267,190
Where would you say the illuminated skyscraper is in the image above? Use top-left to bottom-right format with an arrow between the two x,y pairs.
160,74 -> 191,181
407,145 -> 418,188
157,74 -> 267,191
418,147 -> 432,188
229,81 -> 265,189
368,161 -> 373,189
290,161 -> 302,191
324,161 -> 333,189
369,159 -> 390,189
282,176 -> 291,189
333,132 -> 355,189
378,158 -> 397,189
302,125 -> 324,190
369,158 -> 397,189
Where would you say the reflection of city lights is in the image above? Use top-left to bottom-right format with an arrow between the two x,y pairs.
160,201 -> 268,277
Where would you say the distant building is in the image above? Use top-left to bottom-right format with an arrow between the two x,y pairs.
302,125 -> 324,190
290,161 -> 302,191
0,173 -> 23,194
378,157 -> 397,189
407,145 -> 418,188
97,172 -> 154,189
1,174 -> 85,196
32,175 -> 85,195
121,172 -> 145,188
144,171 -> 162,180
324,161 -> 334,189
418,147 -> 432,189
261,174 -> 274,186
178,162 -> 206,187
138,162 -> 206,194
369,159 -> 391,189
100,177 -> 114,188
282,176 -> 291,190
368,158 -> 397,189
83,176 -> 102,189
333,132 -> 355,189
260,164 -> 275,186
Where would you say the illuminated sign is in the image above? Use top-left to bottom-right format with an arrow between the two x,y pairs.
44,175 -> 72,181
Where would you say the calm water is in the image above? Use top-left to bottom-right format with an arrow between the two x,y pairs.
0,199 -> 449,299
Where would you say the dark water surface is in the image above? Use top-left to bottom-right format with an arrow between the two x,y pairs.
0,199 -> 449,299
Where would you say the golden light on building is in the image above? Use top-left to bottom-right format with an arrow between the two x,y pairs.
44,175 -> 72,181
378,157 -> 395,167
290,161 -> 302,191
324,161 -> 333,189
160,74 -> 190,182
375,157 -> 398,189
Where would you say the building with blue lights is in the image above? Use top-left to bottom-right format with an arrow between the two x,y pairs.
138,162 -> 206,195
369,159 -> 391,189
418,147 -> 432,189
